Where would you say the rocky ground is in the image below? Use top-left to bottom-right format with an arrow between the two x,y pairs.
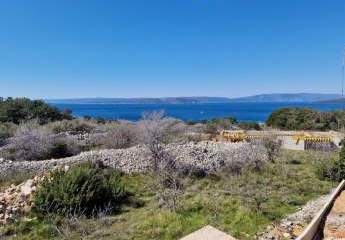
0,141 -> 266,226
0,141 -> 255,178
0,174 -> 48,225
1,140 -> 341,237
323,190 -> 345,239
257,192 -> 333,240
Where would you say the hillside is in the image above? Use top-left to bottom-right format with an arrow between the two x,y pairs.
230,93 -> 341,102
46,97 -> 233,104
318,97 -> 345,103
45,93 -> 341,104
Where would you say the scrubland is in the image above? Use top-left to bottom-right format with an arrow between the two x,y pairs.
0,98 -> 344,240
0,150 -> 337,240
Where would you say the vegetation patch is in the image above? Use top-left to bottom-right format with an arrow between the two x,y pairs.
0,98 -> 72,125
316,138 -> 345,181
266,107 -> 345,131
1,150 -> 336,240
34,162 -> 130,217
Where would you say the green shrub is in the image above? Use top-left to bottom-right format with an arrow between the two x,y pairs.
316,139 -> 345,181
34,162 -> 129,217
238,121 -> 261,130
266,107 -> 345,131
262,137 -> 281,162
315,158 -> 336,180
329,142 -> 345,181
0,97 -> 72,124
89,122 -> 138,149
96,117 -> 107,124
288,159 -> 302,165
0,122 -> 16,146
49,137 -> 80,159
205,117 -> 237,134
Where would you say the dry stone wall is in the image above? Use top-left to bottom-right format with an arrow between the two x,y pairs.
0,141 -> 261,177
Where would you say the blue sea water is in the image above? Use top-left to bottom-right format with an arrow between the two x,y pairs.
51,102 -> 345,123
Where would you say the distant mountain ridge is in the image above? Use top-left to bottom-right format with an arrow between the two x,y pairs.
46,93 -> 341,104
46,97 -> 232,104
318,97 -> 345,103
230,93 -> 341,103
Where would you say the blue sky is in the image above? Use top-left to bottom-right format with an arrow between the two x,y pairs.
1,0 -> 345,99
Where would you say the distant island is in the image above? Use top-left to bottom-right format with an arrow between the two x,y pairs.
229,93 -> 341,103
46,97 -> 232,104
318,97 -> 345,103
46,93 -> 341,104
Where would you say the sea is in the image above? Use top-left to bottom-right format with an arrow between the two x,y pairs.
51,102 -> 345,123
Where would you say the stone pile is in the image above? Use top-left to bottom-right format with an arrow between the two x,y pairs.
0,176 -> 42,225
257,222 -> 304,240
167,141 -> 263,174
0,141 -> 255,177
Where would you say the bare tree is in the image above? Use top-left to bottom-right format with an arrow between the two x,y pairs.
137,111 -> 185,210
151,150 -> 183,210
261,135 -> 282,163
138,111 -> 185,171
89,121 -> 138,149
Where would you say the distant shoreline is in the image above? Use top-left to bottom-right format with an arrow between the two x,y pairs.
49,102 -> 345,123
45,93 -> 341,105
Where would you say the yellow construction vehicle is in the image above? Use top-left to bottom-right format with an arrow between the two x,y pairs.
218,130 -> 248,142
292,133 -> 332,144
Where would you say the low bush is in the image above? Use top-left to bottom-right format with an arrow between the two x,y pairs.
3,124 -> 55,161
288,159 -> 302,165
315,157 -> 337,180
262,136 -> 282,162
48,119 -> 97,134
88,121 -> 138,149
238,121 -> 262,130
137,111 -> 186,147
3,135 -> 81,161
49,136 -> 81,159
204,117 -> 237,134
0,122 -> 16,146
1,121 -> 81,161
328,141 -> 345,181
315,141 -> 345,181
34,162 -> 130,217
